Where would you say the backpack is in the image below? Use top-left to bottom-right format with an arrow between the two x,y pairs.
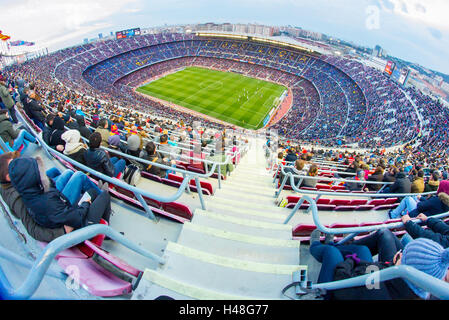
123,164 -> 141,187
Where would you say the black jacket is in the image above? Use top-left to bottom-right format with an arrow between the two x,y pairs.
366,172 -> 384,191
84,147 -> 115,177
48,116 -> 66,148
8,157 -> 90,229
23,96 -> 45,123
389,172 -> 412,194
141,150 -> 168,178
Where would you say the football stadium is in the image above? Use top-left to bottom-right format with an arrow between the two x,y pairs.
1,1 -> 449,306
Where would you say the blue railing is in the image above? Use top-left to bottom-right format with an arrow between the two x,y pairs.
15,109 -> 207,218
285,196 -> 449,300
0,224 -> 165,300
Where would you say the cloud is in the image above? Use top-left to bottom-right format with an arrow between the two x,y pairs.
428,27 -> 443,40
0,0 -> 141,52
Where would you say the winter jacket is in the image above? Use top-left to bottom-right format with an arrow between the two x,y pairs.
389,172 -> 412,194
331,258 -> 419,300
405,217 -> 449,248
284,152 -> 297,163
0,183 -> 65,242
424,180 -> 440,193
411,177 -> 425,193
8,157 -> 90,229
0,113 -> 18,145
0,83 -> 14,109
84,147 -> 115,177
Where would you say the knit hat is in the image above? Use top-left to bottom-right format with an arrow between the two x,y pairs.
402,238 -> 449,299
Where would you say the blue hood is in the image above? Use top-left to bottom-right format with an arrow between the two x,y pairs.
9,157 -> 45,199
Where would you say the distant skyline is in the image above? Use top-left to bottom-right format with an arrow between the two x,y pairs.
1,0 -> 449,74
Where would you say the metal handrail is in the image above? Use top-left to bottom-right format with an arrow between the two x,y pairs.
16,109 -> 207,216
0,224 -> 165,299
277,166 -> 436,199
302,265 -> 449,300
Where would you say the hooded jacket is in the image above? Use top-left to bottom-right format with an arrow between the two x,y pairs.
8,157 -> 90,229
61,130 -> 86,165
75,115 -> 92,139
0,183 -> 65,242
48,116 -> 66,148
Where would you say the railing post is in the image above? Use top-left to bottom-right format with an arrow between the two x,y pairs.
135,193 -> 157,221
195,177 -> 206,210
217,164 -> 222,189
275,173 -> 288,198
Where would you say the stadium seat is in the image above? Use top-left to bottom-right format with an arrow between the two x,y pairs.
329,199 -> 351,206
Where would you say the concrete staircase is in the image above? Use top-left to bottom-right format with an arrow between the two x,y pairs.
132,137 -> 306,300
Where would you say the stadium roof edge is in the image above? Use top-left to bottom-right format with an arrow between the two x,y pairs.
196,31 -> 320,55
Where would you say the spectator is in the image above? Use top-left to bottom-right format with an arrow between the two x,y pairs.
424,171 -> 440,193
401,213 -> 449,248
0,109 -> 36,152
75,115 -> 92,139
411,170 -> 425,193
8,156 -> 111,230
84,131 -> 126,178
302,164 -> 319,188
140,141 -> 172,178
388,181 -> 449,219
0,152 -> 69,241
61,129 -> 87,165
364,166 -> 384,192
0,74 -> 17,123
95,118 -> 110,147
388,170 -> 412,194
310,228 -> 449,300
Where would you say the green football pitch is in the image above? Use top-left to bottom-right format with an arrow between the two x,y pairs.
136,66 -> 287,129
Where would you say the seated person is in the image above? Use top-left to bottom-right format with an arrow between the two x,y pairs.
411,170 -> 425,193
43,113 -> 66,152
84,132 -> 126,178
364,166 -> 384,192
94,118 -> 110,147
0,109 -> 36,152
284,147 -> 297,164
424,170 -> 440,193
310,228 -> 449,300
8,156 -> 111,230
61,129 -> 87,165
388,180 -> 449,219
345,169 -> 366,191
302,164 -> 319,188
401,213 -> 449,248
281,160 -> 306,186
0,152 -> 69,242
140,142 -> 174,178
383,170 -> 411,194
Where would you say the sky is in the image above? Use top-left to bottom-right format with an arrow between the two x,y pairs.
0,0 -> 448,74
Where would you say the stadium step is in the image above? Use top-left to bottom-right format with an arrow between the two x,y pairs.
204,200 -> 288,224
134,242 -> 305,299
222,179 -> 274,193
206,195 -> 287,214
191,209 -> 293,240
176,221 -> 299,264
213,188 -> 276,205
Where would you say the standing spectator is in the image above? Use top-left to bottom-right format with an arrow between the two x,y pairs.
0,74 -> 17,123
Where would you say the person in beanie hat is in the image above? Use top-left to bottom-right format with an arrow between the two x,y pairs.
400,238 -> 449,299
